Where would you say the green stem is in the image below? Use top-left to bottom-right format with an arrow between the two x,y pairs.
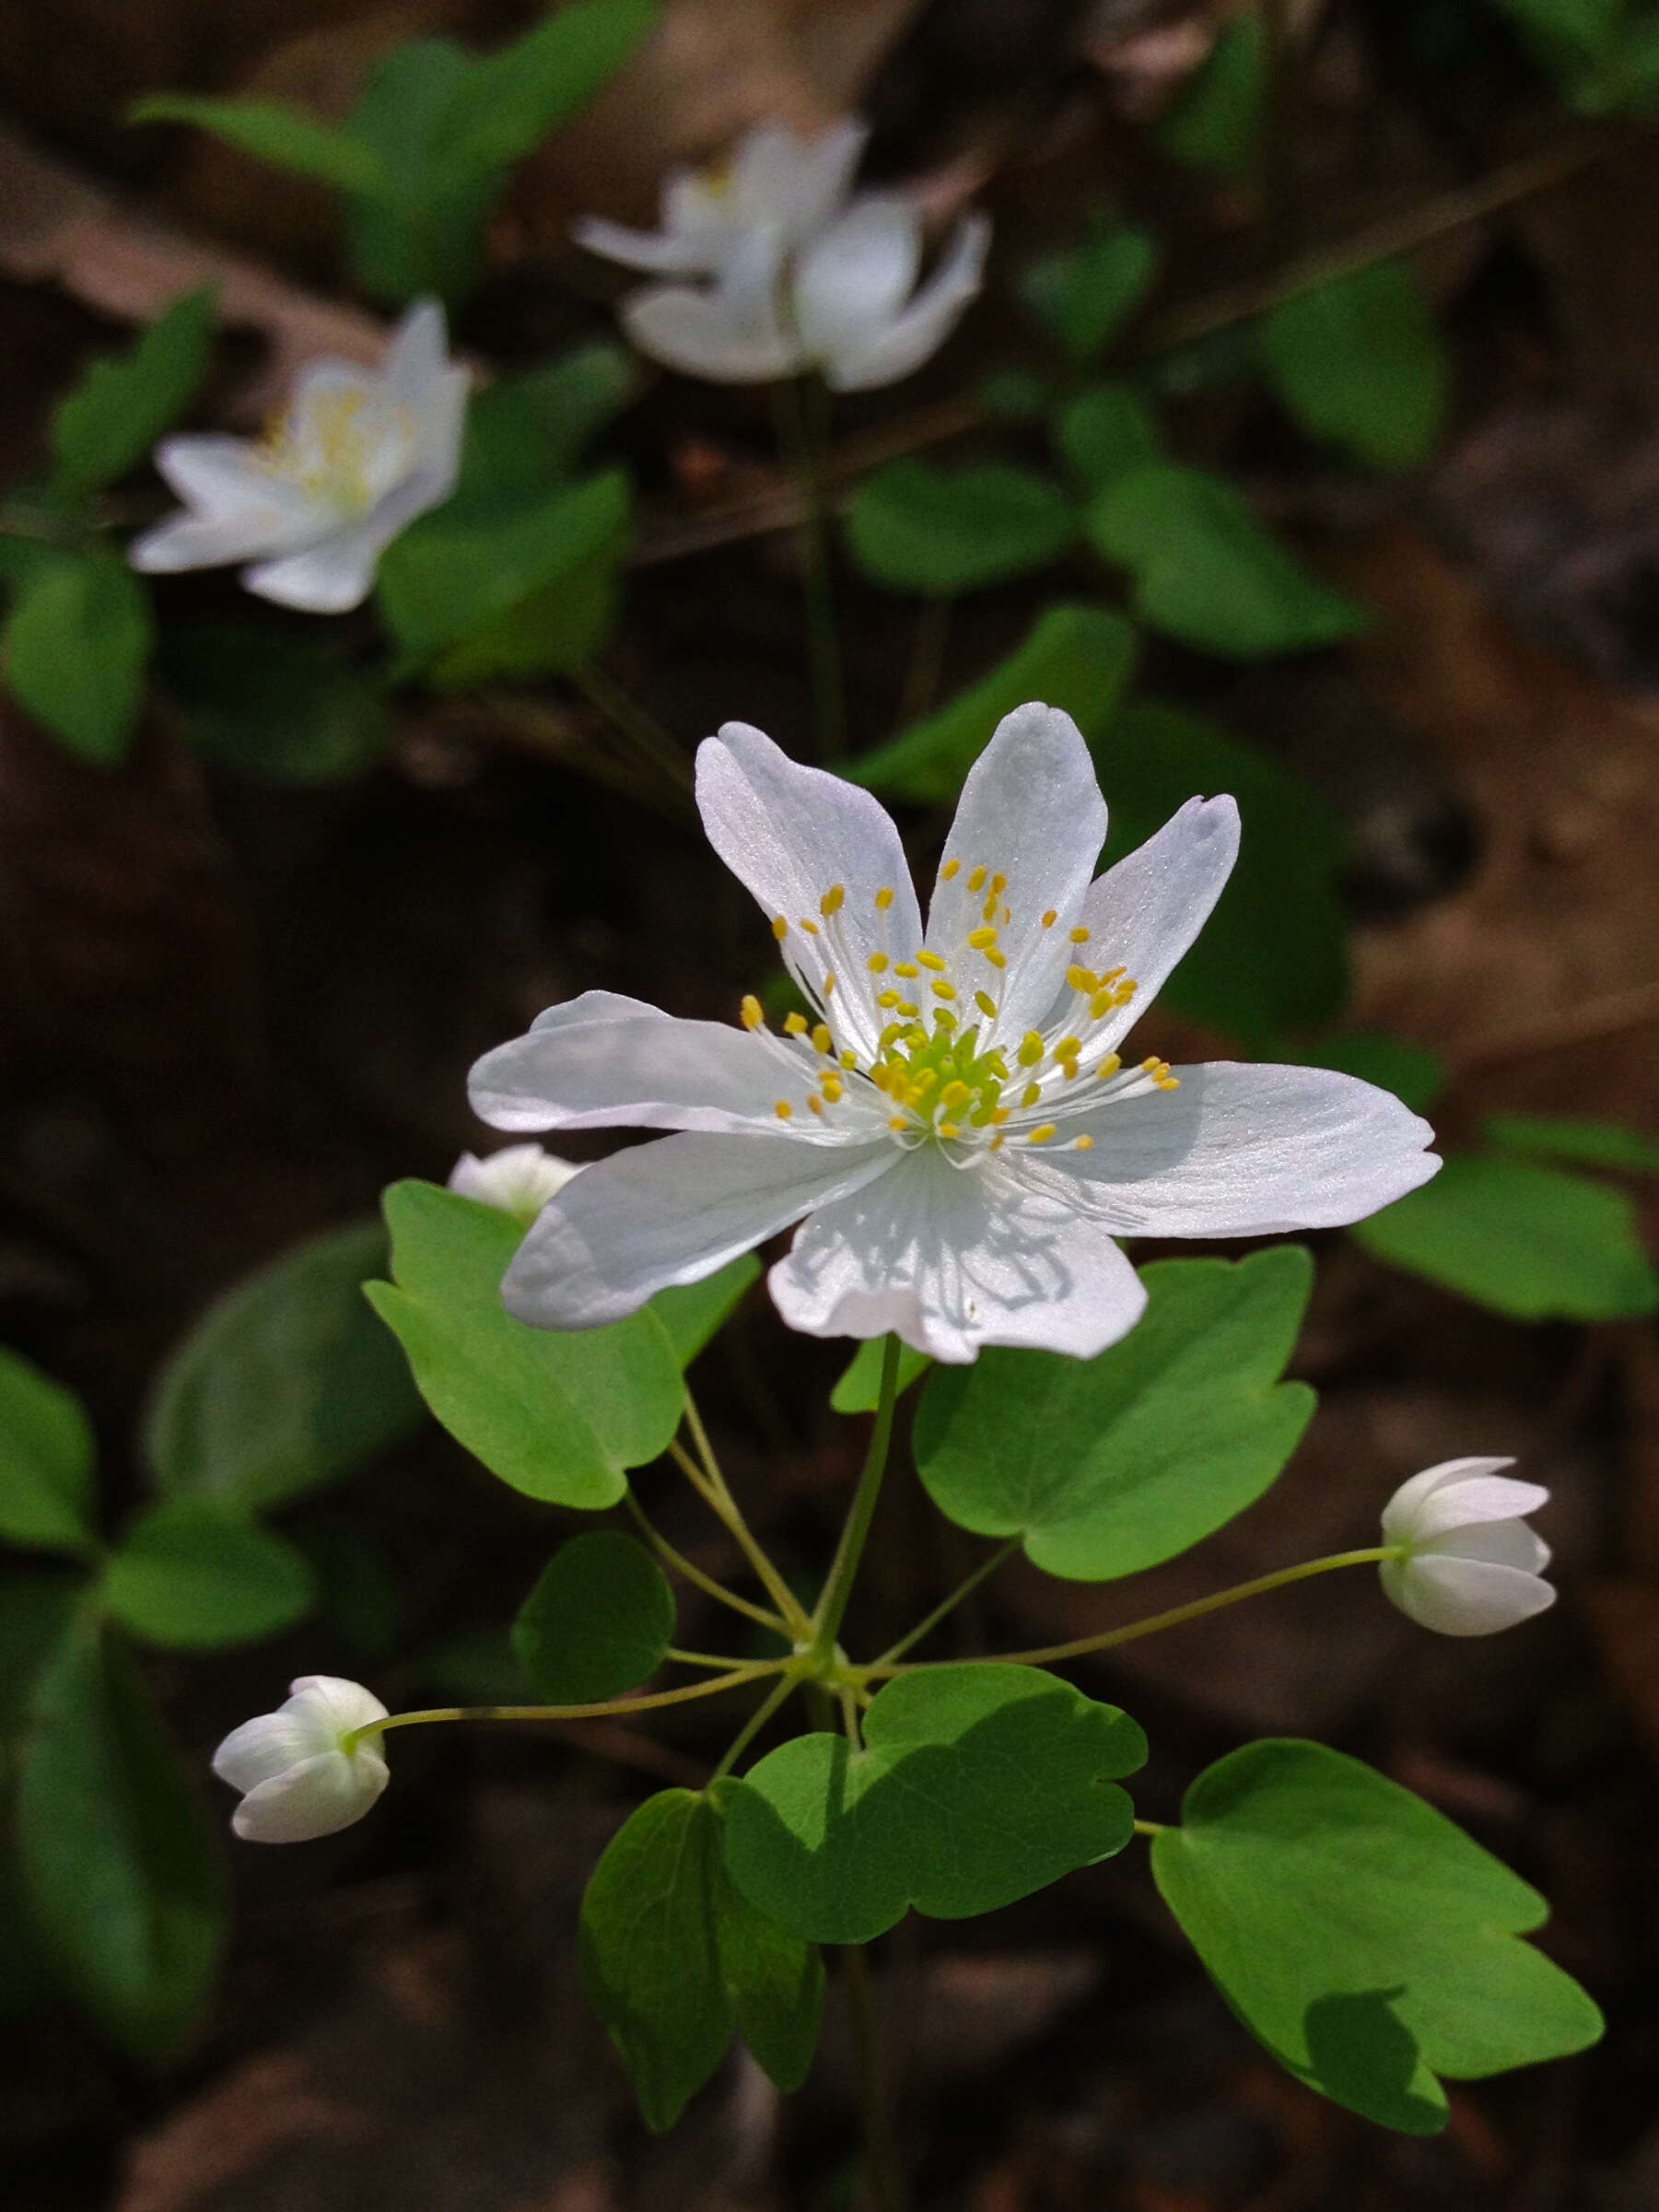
1133,1820 -> 1165,1839
873,1538 -> 1021,1668
679,1395 -> 811,1635
709,1669 -> 801,1784
666,1647 -> 754,1671
771,374 -> 847,761
345,1664 -> 783,1753
810,1336 -> 903,1668
865,1547 -> 1404,1676
839,1653 -> 904,2211
624,1491 -> 789,1634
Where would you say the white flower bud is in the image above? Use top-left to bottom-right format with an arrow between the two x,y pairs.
1379,1457 -> 1555,1637
213,1676 -> 391,1843
448,1142 -> 580,1223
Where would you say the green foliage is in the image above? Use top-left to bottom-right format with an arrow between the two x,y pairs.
2,549 -> 153,763
1091,701 -> 1349,1045
456,345 -> 637,500
1053,382 -> 1164,494
1352,1153 -> 1659,1320
50,289 -> 216,498
157,626 -> 390,783
724,1665 -> 1145,1943
365,1181 -> 683,1508
1151,1740 -> 1604,2132
135,1 -> 657,305
1087,463 -> 1369,657
649,1255 -> 761,1367
1257,263 -> 1447,471
830,1337 -> 930,1415
850,603 -> 1138,804
512,1531 -> 674,1701
842,459 -> 1077,596
1493,0 -> 1659,112
579,1785 -> 824,2130
100,1500 -> 315,1649
916,1251 -> 1314,1581
1155,13 -> 1266,176
1485,1112 -> 1659,1175
0,1347 -> 97,1555
16,1611 -> 227,2061
146,1220 -> 425,1512
1021,219 -> 1160,361
1307,1033 -> 1447,1114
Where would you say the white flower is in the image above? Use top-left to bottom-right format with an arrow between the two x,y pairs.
449,1141 -> 581,1223
468,706 -> 1440,1363
129,299 -> 467,613
574,119 -> 989,391
213,1676 -> 391,1843
1379,1458 -> 1556,1636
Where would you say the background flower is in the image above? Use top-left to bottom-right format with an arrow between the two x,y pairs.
1380,1458 -> 1556,1635
213,1676 -> 391,1843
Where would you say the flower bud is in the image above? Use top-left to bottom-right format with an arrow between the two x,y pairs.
1379,1457 -> 1555,1636
448,1142 -> 580,1223
213,1676 -> 391,1843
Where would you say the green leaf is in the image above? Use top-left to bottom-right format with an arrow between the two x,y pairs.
579,1785 -> 824,2130
512,1530 -> 674,1702
1306,1033 -> 1446,1114
850,603 -> 1137,805
452,345 -> 637,507
145,1220 -> 425,1512
1352,1153 -> 1659,1320
829,1337 -> 930,1415
132,95 -> 390,197
1151,1740 -> 1604,2133
4,549 -> 152,763
1091,701 -> 1348,1044
0,1568 -> 82,1751
842,459 -> 1077,597
978,368 -> 1054,422
916,1250 -> 1314,1580
1054,381 -> 1164,494
364,1180 -> 683,1508
1087,463 -> 1369,657
1257,263 -> 1447,472
17,1610 -> 227,2061
648,1254 -> 760,1367
378,467 -> 629,683
1484,1113 -> 1659,1176
100,1500 -> 315,1650
157,625 -> 389,783
51,288 -> 216,499
1021,220 -> 1160,362
440,0 -> 659,172
1154,14 -> 1266,177
723,1665 -> 1145,1943
0,1347 -> 96,1554
341,41 -> 486,304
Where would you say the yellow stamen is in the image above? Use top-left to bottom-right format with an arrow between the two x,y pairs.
967,926 -> 998,950
774,1100 -> 792,1120
1089,989 -> 1117,1020
1021,1082 -> 1043,1108
799,919 -> 819,936
824,973 -> 836,996
820,884 -> 845,917
984,948 -> 1007,969
1057,1036 -> 1081,1060
990,873 -> 1007,895
940,860 -> 960,883
974,990 -> 999,1019
1066,965 -> 1096,994
1095,1053 -> 1121,1079
1073,1133 -> 1093,1151
917,950 -> 946,972
967,865 -> 987,893
890,1116 -> 908,1131
931,980 -> 957,1001
812,1024 -> 833,1054
772,916 -> 789,941
875,885 -> 894,911
841,1050 -> 859,1070
1018,1033 -> 1045,1068
1041,909 -> 1057,928
821,1076 -> 844,1102
1027,1123 -> 1057,1144
988,1130 -> 1006,1153
868,952 -> 889,973
940,1080 -> 971,1110
1069,927 -> 1090,944
894,962 -> 919,979
808,1095 -> 824,1115
741,995 -> 764,1031
939,1122 -> 962,1141
783,1012 -> 807,1036
878,989 -> 901,1010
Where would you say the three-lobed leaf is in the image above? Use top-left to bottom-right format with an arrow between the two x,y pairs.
512,1530 -> 674,1702
724,1665 -> 1146,1944
51,287 -> 216,498
100,1500 -> 316,1650
1021,220 -> 1160,362
131,95 -> 391,196
1257,263 -> 1447,472
842,458 -> 1077,596
916,1250 -> 1314,1581
3,550 -> 153,764
1151,1740 -> 1604,2132
0,1346 -> 97,1554
146,1220 -> 425,1512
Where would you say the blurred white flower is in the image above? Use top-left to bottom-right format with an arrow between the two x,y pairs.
1380,1458 -> 1556,1636
129,298 -> 467,613
213,1675 -> 391,1843
449,1141 -> 581,1223
575,120 -> 990,391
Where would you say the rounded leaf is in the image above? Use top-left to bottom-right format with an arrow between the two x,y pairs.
511,1530 -> 674,1702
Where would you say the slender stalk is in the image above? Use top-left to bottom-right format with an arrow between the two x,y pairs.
623,1491 -> 789,1634
810,1336 -> 904,1668
709,1669 -> 800,1785
771,374 -> 847,761
1132,1820 -> 1165,1839
844,1945 -> 904,2212
345,1665 -> 783,1751
865,1547 -> 1404,1676
896,598 -> 950,729
571,661 -> 694,794
679,1394 -> 811,1634
665,1647 -> 755,1671
873,1538 -> 1022,1668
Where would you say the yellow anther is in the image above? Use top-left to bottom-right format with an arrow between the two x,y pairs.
878,989 -> 901,1010
875,885 -> 894,911
894,962 -> 919,979
982,896 -> 999,923
1027,1123 -> 1057,1144
967,865 -> 987,893
917,950 -> 946,972
1041,909 -> 1057,928
772,916 -> 789,941
988,1130 -> 1006,1153
974,990 -> 999,1019
820,884 -> 845,917
940,860 -> 961,882
896,1001 -> 919,1017
1095,1052 -> 1121,1079
1066,964 -> 1096,994
931,980 -> 957,1001
934,1008 -> 957,1031
1141,1056 -> 1164,1075
784,1012 -> 807,1036
1057,1036 -> 1081,1060
812,1024 -> 833,1054
967,926 -> 998,950
808,1094 -> 824,1115
1069,927 -> 1091,944
984,948 -> 1007,969
939,1122 -> 962,1141
1021,1082 -> 1043,1108
990,1106 -> 1011,1125
841,1049 -> 859,1070
1099,966 -> 1125,985
889,1116 -> 909,1132
799,918 -> 820,936
1018,1033 -> 1045,1068
775,1100 -> 793,1119
1089,989 -> 1116,1021
940,1080 -> 971,1110
1073,1133 -> 1094,1151
868,952 -> 889,973
989,872 -> 1007,895
1159,1073 -> 1182,1092
741,995 -> 764,1031
824,972 -> 836,996
908,1069 -> 938,1097
821,1076 -> 844,1102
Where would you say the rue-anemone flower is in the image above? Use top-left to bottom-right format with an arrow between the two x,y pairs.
213,1676 -> 391,1843
129,298 -> 467,613
469,705 -> 1440,1363
1379,1458 -> 1555,1635
449,1141 -> 582,1225
573,118 -> 989,391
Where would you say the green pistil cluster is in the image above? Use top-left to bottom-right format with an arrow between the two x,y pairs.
870,1013 -> 1012,1146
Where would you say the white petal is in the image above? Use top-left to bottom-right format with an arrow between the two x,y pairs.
695,724 -> 922,1059
767,1146 -> 1147,1363
620,223 -> 800,383
793,195 -> 921,362
574,209 -> 721,274
242,462 -> 449,612
449,1143 -> 581,1216
381,298 -> 447,404
230,1746 -> 390,1843
1418,1519 -> 1551,1574
1382,1554 -> 1556,1638
130,509 -> 321,574
1027,1061 -> 1439,1235
1382,1462 -> 1545,1546
150,435 -> 316,524
286,1674 -> 390,1731
1052,797 -> 1242,1057
823,210 -> 990,392
924,704 -> 1107,1044
502,1130 -> 893,1328
213,1710 -> 322,1794
468,991 -> 882,1144
733,119 -> 867,240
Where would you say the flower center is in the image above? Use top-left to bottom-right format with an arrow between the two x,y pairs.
258,386 -> 414,514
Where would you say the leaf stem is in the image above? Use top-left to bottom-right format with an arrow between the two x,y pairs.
872,1538 -> 1022,1668
843,1944 -> 904,2212
771,373 -> 847,761
810,1336 -> 904,1668
345,1664 -> 784,1752
665,1647 -> 754,1670
623,1491 -> 789,1633
678,1392 -> 812,1635
709,1668 -> 801,1784
571,660 -> 694,794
